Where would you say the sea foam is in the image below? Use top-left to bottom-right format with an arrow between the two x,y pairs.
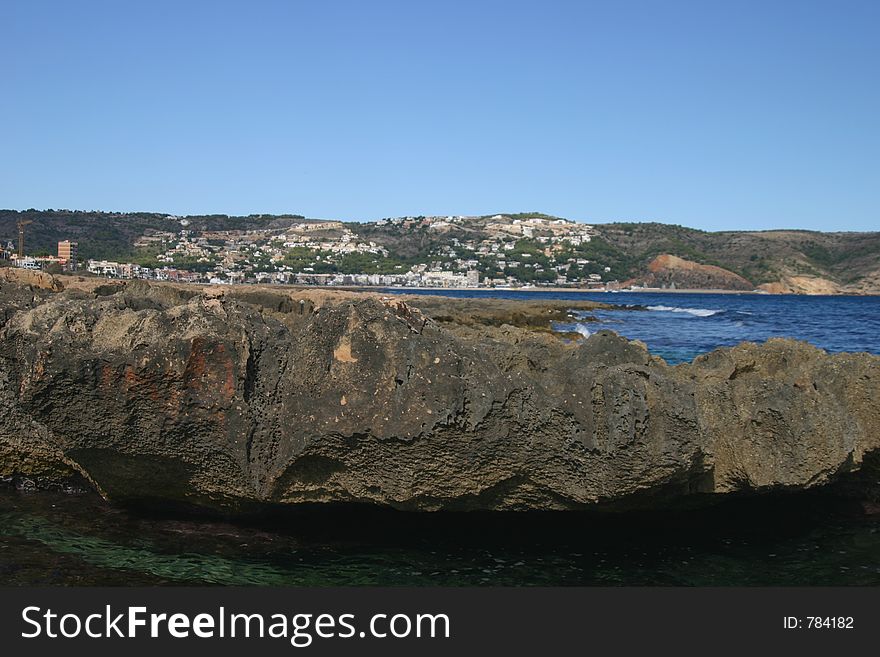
647,305 -> 721,317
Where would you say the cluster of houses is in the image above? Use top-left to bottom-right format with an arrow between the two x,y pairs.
2,240 -> 79,272
81,261 -> 484,288
132,222 -> 387,267
399,215 -> 610,287
482,215 -> 595,245
5,214 -> 617,289
85,259 -> 203,283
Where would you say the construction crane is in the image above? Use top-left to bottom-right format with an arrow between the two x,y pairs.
17,219 -> 32,257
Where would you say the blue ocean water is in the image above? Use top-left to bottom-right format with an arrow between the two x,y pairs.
383,290 -> 880,365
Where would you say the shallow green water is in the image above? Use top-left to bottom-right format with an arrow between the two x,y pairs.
1,489 -> 878,586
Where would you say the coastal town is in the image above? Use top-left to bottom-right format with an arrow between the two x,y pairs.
1,214 -> 620,289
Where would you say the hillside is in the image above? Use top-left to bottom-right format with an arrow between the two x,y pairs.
2,210 -> 879,293
352,218 -> 880,293
597,223 -> 880,294
636,254 -> 754,291
0,210 -> 301,261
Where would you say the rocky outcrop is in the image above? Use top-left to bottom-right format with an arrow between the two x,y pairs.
0,280 -> 878,511
758,276 -> 844,295
0,269 -> 62,328
1,267 -> 64,292
630,254 -> 754,291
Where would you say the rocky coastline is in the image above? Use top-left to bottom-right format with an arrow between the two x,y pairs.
1,271 -> 878,512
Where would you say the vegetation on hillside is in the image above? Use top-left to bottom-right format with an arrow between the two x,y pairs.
3,210 -> 878,289
0,210 -> 300,261
597,223 -> 880,286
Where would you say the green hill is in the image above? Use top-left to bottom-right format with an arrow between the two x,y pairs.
3,210 -> 878,293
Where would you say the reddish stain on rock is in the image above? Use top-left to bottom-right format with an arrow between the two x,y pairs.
100,363 -> 116,390
184,337 -> 236,405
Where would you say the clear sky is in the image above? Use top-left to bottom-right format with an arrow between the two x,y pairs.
1,0 -> 877,230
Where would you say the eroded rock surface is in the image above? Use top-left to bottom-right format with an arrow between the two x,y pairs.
1,280 -> 878,510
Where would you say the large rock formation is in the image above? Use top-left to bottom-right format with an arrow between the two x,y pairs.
757,276 -> 844,295
1,279 -> 878,511
1,266 -> 64,292
629,254 -> 755,291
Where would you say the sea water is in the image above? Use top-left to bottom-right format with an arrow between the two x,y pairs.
383,289 -> 880,365
1,489 -> 878,586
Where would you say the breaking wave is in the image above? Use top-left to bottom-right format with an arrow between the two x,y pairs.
574,323 -> 593,337
647,305 -> 722,317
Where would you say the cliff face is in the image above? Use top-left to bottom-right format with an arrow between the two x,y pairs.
758,276 -> 844,295
600,224 -> 880,294
1,279 -> 878,511
628,254 -> 755,290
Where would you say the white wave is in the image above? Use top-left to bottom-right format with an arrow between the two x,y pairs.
574,323 -> 593,337
647,305 -> 721,317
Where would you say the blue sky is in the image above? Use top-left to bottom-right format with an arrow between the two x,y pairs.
1,0 -> 877,230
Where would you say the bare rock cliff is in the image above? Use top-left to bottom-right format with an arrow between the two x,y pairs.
628,254 -> 754,290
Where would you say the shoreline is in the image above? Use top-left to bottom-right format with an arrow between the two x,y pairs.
348,285 -> 757,294
347,285 -> 873,297
9,268 -> 875,297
